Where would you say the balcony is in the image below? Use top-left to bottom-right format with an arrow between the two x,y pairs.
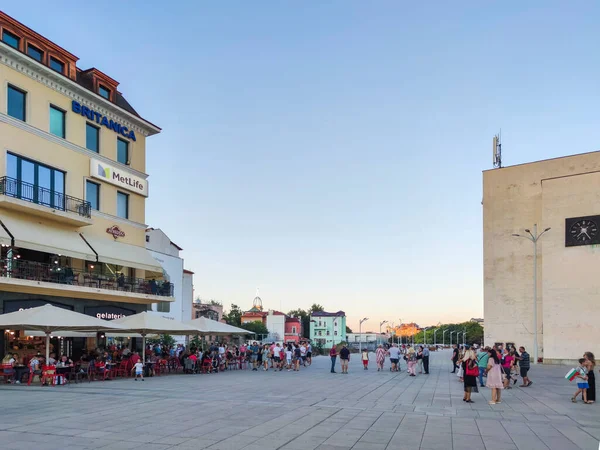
0,177 -> 93,227
0,258 -> 174,304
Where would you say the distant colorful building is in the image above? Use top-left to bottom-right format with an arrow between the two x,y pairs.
309,311 -> 346,347
240,291 -> 303,343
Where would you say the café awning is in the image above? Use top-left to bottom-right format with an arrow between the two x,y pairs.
81,234 -> 162,273
0,216 -> 96,261
185,317 -> 255,336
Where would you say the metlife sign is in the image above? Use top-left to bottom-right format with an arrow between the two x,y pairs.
90,158 -> 149,197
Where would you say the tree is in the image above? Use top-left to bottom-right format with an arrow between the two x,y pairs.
241,321 -> 269,336
346,326 -> 353,334
411,321 -> 484,346
310,304 -> 324,313
223,304 -> 242,326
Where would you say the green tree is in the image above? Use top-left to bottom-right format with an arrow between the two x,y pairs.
241,321 -> 269,337
346,326 -> 353,334
223,304 -> 243,326
310,304 -> 324,313
411,322 -> 484,347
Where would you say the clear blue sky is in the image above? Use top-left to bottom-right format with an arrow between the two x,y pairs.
6,2 -> 599,330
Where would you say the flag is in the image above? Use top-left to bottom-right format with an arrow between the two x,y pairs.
565,368 -> 579,382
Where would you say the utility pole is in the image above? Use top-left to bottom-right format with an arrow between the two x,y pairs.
513,224 -> 551,364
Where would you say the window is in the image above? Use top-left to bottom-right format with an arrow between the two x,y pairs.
326,330 -> 330,336
7,85 -> 26,121
86,180 -> 100,211
6,153 -> 65,209
146,235 -> 150,243
334,331 -> 338,336
117,138 -> 129,164
117,191 -> 129,219
49,57 -> 64,73
157,301 -> 170,313
318,321 -> 322,326
49,105 -> 65,138
99,85 -> 110,100
318,331 -> 322,336
27,44 -> 43,62
2,30 -> 19,49
86,123 -> 100,152
292,327 -> 297,334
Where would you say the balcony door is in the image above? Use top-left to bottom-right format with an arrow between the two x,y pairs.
6,153 -> 65,209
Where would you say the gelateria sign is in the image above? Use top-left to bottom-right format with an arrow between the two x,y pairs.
89,158 -> 148,197
72,101 -> 136,141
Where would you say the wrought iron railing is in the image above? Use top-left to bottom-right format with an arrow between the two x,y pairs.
0,176 -> 91,218
0,259 -> 174,297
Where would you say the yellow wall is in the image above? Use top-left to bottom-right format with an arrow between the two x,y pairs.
0,62 -> 149,247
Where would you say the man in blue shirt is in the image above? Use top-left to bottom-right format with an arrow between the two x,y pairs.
249,342 -> 259,371
422,346 -> 430,374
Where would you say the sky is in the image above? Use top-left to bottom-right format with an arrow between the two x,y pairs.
5,2 -> 600,331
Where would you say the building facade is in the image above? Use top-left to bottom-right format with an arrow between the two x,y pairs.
0,12 -> 170,359
483,151 -> 600,364
310,311 -> 346,347
145,228 -> 194,343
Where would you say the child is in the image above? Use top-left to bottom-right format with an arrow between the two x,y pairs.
572,358 -> 589,403
285,346 -> 293,371
362,350 -> 369,370
132,360 -> 144,381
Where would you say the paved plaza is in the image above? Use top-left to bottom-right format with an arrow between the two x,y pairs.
1,350 -> 599,450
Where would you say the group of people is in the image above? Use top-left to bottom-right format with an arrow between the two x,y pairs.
2,351 -> 74,384
328,343 -> 430,375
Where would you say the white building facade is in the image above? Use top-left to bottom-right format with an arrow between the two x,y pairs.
145,228 -> 194,343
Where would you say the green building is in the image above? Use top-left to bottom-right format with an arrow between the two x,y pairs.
310,311 -> 346,347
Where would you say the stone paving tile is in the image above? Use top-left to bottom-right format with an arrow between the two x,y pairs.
0,350 -> 599,449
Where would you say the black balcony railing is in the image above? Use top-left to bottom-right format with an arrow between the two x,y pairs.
0,259 -> 174,297
0,176 -> 91,218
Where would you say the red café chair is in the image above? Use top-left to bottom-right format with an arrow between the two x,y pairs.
238,356 -> 247,370
201,359 -> 212,374
1,364 -> 14,384
156,359 -> 168,376
40,365 -> 59,386
112,360 -> 129,378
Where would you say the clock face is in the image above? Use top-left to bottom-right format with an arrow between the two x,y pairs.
565,215 -> 600,247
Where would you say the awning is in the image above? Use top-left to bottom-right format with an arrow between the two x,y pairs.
81,234 -> 162,273
0,216 -> 96,261
0,221 -> 10,246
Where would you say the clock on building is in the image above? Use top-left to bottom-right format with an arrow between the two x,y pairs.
565,215 -> 600,247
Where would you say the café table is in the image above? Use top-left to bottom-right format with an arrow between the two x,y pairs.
55,365 -> 73,385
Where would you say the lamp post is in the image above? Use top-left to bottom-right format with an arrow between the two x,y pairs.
450,331 -> 456,347
359,317 -> 369,354
389,321 -> 395,345
434,328 -> 440,346
423,327 -> 428,345
379,320 -> 388,345
398,319 -> 403,345
442,329 -> 448,346
513,224 -> 551,365
463,329 -> 467,346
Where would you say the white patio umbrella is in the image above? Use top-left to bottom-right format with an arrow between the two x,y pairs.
184,317 -> 255,336
0,304 -> 127,361
112,312 -> 201,363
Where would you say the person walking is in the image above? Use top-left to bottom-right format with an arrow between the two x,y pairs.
451,344 -> 459,373
463,347 -> 478,403
486,349 -> 504,404
502,348 -> 515,389
388,344 -> 400,372
340,343 -> 350,374
417,346 -> 424,374
422,345 -> 430,374
584,352 -> 596,403
516,346 -> 532,387
376,344 -> 386,371
476,346 -> 489,387
407,346 -> 417,376
329,346 -> 337,373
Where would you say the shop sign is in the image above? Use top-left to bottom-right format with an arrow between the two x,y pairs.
90,158 -> 148,197
106,225 -> 125,239
84,306 -> 136,320
72,101 -> 136,141
4,299 -> 73,313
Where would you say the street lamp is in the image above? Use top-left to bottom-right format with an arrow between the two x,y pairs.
359,317 -> 369,354
442,329 -> 448,346
379,320 -> 388,345
462,330 -> 466,345
513,224 -> 551,365
423,327 -> 428,345
450,331 -> 456,347
397,319 -> 403,345
434,328 -> 441,346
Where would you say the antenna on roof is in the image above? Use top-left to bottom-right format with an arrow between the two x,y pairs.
493,131 -> 502,168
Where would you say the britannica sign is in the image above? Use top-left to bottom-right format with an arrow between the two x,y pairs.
89,158 -> 148,197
